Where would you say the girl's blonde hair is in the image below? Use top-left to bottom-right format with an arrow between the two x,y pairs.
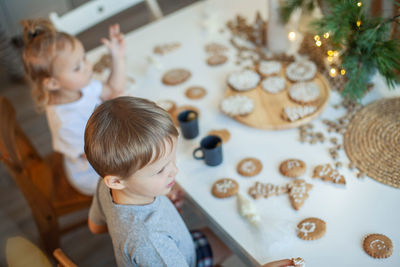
21,18 -> 75,112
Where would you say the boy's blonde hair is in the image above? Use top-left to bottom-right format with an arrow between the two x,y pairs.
21,18 -> 75,111
84,96 -> 179,179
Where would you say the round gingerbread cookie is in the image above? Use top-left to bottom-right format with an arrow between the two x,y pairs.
162,68 -> 191,86
237,157 -> 263,177
204,42 -> 228,54
258,60 -> 282,76
185,86 -> 207,99
279,159 -> 306,178
261,76 -> 286,94
208,129 -> 231,144
220,95 -> 254,116
288,82 -> 321,105
363,233 -> 393,259
211,178 -> 239,198
297,217 -> 326,240
286,60 -> 317,82
227,69 -> 261,91
207,54 -> 228,66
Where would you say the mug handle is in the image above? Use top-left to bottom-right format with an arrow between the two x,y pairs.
193,147 -> 204,160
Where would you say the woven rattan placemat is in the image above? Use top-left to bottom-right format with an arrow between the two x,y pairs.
344,98 -> 400,188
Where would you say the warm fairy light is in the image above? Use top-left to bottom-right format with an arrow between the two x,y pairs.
327,50 -> 334,56
314,35 -> 320,41
341,69 -> 346,75
323,32 -> 330,39
357,20 -> 362,27
327,56 -> 334,62
357,2 -> 362,7
316,40 -> 322,47
288,31 -> 296,41
333,51 -> 339,57
329,68 -> 337,77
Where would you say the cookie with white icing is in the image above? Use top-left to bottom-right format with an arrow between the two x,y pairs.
185,86 -> 207,99
286,60 -> 317,82
282,105 -> 317,122
279,159 -> 306,178
258,60 -> 282,76
313,164 -> 346,185
211,178 -> 239,198
288,82 -> 320,105
287,179 -> 313,210
227,70 -> 261,91
237,157 -> 262,177
363,233 -> 393,259
220,95 -> 254,116
297,217 -> 326,240
261,76 -> 286,94
248,182 -> 288,200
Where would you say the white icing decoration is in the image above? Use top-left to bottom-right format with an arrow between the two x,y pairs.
284,105 -> 317,121
286,60 -> 317,82
287,160 -> 300,169
261,76 -> 286,94
298,222 -> 316,236
370,239 -> 386,250
289,181 -> 306,202
228,70 -> 260,91
216,180 -> 235,193
241,160 -> 257,173
259,60 -> 282,75
289,82 -> 320,103
318,164 -> 331,177
221,95 -> 254,116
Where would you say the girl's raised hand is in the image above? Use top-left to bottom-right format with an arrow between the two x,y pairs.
101,24 -> 125,58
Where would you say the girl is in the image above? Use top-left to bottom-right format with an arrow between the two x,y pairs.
21,18 -> 126,195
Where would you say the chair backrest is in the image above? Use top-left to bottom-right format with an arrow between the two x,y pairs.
49,0 -> 163,35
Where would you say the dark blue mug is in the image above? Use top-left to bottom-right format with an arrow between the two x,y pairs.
193,135 -> 223,166
178,110 -> 199,139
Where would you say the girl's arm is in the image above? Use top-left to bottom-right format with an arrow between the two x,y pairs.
100,24 -> 126,100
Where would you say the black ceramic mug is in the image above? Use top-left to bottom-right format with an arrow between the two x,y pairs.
177,110 -> 199,139
193,135 -> 223,166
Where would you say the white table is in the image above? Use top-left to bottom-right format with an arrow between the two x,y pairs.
88,0 -> 400,266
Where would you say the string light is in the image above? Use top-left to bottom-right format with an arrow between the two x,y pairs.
314,35 -> 320,41
333,51 -> 339,57
329,68 -> 337,77
288,31 -> 296,41
323,32 -> 330,39
357,20 -> 362,27
327,56 -> 334,62
316,40 -> 322,47
357,2 -> 362,7
327,50 -> 334,56
341,69 -> 346,75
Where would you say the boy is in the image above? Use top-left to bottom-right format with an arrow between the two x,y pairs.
85,96 -> 300,267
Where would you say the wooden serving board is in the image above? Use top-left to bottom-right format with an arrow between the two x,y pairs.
224,71 -> 330,130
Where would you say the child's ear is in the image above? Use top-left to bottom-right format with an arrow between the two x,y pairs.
104,175 -> 125,190
42,77 -> 61,91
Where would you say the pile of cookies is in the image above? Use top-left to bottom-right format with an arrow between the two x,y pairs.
220,59 -> 323,123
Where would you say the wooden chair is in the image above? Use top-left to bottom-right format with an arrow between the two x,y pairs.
0,96 -> 92,256
54,248 -> 78,267
49,0 -> 163,35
